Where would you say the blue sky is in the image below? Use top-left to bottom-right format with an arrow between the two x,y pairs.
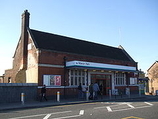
0,0 -> 158,75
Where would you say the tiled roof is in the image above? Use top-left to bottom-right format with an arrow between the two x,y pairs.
29,29 -> 134,62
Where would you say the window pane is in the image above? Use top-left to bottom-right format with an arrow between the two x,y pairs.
75,77 -> 77,85
78,77 -> 81,84
82,77 -> 85,85
71,77 -> 73,85
71,70 -> 73,75
79,70 -> 81,75
75,70 -> 77,75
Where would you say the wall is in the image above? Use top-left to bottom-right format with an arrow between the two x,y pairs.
4,11 -> 30,83
37,87 -> 78,100
0,83 -> 38,103
4,37 -> 26,83
39,50 -> 136,67
148,62 -> 158,94
115,86 -> 139,95
26,37 -> 39,83
38,50 -> 137,86
36,49 -> 138,96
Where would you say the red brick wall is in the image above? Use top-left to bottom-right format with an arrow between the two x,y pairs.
38,67 -> 65,85
37,87 -> 78,99
37,50 -> 137,86
39,50 -> 136,68
36,49 -> 137,97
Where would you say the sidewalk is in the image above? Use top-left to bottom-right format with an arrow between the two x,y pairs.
0,94 -> 157,111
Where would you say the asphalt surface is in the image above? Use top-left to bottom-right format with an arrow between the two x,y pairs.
0,94 -> 158,111
0,97 -> 158,119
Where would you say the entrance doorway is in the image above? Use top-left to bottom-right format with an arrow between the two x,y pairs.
91,74 -> 112,95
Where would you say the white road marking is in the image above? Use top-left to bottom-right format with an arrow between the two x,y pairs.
52,110 -> 84,119
43,114 -> 51,119
109,103 -> 130,107
79,110 -> 84,115
118,102 -> 130,105
52,115 -> 81,119
94,106 -> 107,109
127,104 -> 135,108
111,105 -> 152,112
144,102 -> 153,106
9,109 -> 85,119
9,111 -> 72,119
94,102 -> 130,110
95,102 -> 154,113
106,106 -> 112,112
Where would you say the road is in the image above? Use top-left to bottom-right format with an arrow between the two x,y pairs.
0,99 -> 158,119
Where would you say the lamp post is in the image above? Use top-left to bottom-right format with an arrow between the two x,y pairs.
63,56 -> 67,99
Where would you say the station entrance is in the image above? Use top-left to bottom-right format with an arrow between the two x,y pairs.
91,74 -> 112,95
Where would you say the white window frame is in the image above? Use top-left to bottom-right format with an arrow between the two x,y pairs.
114,73 -> 126,86
69,69 -> 87,86
130,77 -> 137,85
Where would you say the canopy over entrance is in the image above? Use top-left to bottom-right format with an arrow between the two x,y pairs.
66,61 -> 137,72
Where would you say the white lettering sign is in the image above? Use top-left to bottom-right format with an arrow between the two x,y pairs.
66,61 -> 136,72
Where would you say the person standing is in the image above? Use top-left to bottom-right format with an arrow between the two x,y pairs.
82,84 -> 87,99
40,85 -> 47,102
89,83 -> 93,100
78,83 -> 83,99
93,82 -> 100,100
99,84 -> 103,99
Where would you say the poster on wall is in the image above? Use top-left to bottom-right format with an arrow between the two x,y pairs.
43,75 -> 61,86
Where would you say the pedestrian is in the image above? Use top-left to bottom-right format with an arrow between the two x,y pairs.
99,84 -> 103,99
40,85 -> 47,102
82,84 -> 87,99
93,82 -> 100,100
89,83 -> 93,100
78,83 -> 83,99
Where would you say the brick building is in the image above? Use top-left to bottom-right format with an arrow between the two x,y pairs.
147,61 -> 158,95
0,75 -> 4,83
5,10 -> 139,98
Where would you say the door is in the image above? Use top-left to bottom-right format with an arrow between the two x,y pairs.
91,74 -> 112,95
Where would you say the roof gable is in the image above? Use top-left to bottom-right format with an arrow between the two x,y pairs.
147,61 -> 158,71
29,29 -> 134,62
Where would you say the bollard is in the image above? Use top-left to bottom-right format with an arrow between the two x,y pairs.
139,86 -> 141,97
109,90 -> 111,99
129,89 -> 131,98
139,90 -> 141,97
86,91 -> 89,101
126,88 -> 130,98
57,91 -> 60,102
21,93 -> 25,105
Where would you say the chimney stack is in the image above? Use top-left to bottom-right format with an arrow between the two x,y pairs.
21,10 -> 30,69
21,10 -> 30,36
